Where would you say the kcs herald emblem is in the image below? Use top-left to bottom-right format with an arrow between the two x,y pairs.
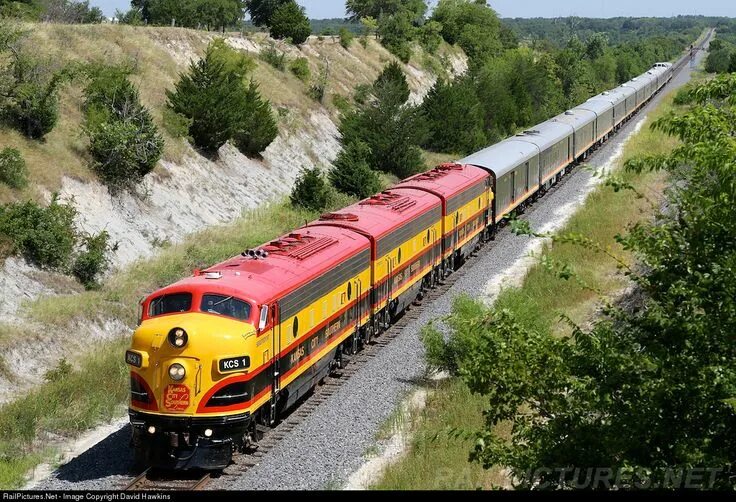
164,384 -> 190,411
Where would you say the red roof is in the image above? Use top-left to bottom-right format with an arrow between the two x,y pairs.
144,225 -> 370,309
396,163 -> 489,201
307,188 -> 442,247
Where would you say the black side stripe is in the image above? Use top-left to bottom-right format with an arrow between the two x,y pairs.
376,206 -> 442,258
279,249 -> 370,320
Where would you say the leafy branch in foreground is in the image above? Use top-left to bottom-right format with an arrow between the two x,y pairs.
429,74 -> 736,489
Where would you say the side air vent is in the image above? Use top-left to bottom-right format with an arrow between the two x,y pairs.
205,382 -> 249,407
130,375 -> 150,404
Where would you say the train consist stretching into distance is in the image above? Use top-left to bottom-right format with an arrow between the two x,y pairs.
126,60 -> 676,470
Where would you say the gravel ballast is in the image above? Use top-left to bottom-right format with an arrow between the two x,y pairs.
33,46 -> 706,492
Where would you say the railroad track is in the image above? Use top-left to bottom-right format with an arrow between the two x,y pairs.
120,30 -> 711,490
124,468 -> 212,491
216,126 -> 603,479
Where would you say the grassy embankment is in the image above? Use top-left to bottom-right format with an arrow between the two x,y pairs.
371,82 -> 693,490
0,22 -> 464,206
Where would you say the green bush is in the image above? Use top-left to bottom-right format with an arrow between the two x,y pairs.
259,43 -> 287,71
232,80 -> 279,157
168,45 -> 243,152
245,0 -> 290,27
115,7 -> 144,25
377,12 -> 415,63
331,93 -> 351,114
7,82 -> 61,139
339,27 -> 355,49
374,61 -> 410,104
308,63 -> 329,103
329,141 -> 381,199
419,20 -> 443,54
339,61 -> 425,179
0,1 -> 41,20
290,168 -> 329,211
162,108 -> 193,139
169,40 -> 278,156
43,358 -> 72,383
0,197 -> 77,270
289,57 -> 311,82
87,116 -> 163,190
353,83 -> 372,104
431,0 -> 502,64
0,26 -> 73,139
82,63 -> 137,113
705,47 -> 732,73
269,0 -> 311,45
83,69 -> 163,191
0,147 -> 28,189
72,231 -> 112,289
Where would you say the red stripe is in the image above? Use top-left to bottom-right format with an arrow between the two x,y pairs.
373,262 -> 434,308
280,323 -> 354,381
374,244 -> 440,290
196,320 -> 357,414
277,290 -> 369,358
131,371 -> 158,411
441,207 -> 487,240
196,378 -> 271,414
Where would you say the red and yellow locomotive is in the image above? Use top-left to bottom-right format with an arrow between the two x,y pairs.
125,164 -> 492,469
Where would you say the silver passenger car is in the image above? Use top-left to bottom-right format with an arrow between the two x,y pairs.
588,89 -> 628,128
622,74 -> 654,109
577,98 -> 615,140
513,121 -> 573,188
460,139 -> 540,223
551,108 -> 598,159
614,84 -> 638,117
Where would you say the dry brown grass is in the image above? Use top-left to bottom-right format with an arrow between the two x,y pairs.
0,24 -> 456,206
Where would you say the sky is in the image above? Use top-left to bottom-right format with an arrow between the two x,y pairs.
91,0 -> 735,19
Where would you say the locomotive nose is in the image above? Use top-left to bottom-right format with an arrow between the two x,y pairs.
159,357 -> 201,414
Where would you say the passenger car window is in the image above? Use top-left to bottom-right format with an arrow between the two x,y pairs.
149,293 -> 192,317
201,294 -> 252,321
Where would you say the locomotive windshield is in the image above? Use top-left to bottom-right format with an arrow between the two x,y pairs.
148,293 -> 193,317
201,294 -> 252,321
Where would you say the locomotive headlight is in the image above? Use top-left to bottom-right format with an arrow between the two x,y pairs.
168,363 -> 186,381
204,429 -> 213,437
168,328 -> 188,348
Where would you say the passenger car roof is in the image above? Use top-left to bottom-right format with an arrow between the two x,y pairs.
551,108 -> 597,131
460,138 -> 539,178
